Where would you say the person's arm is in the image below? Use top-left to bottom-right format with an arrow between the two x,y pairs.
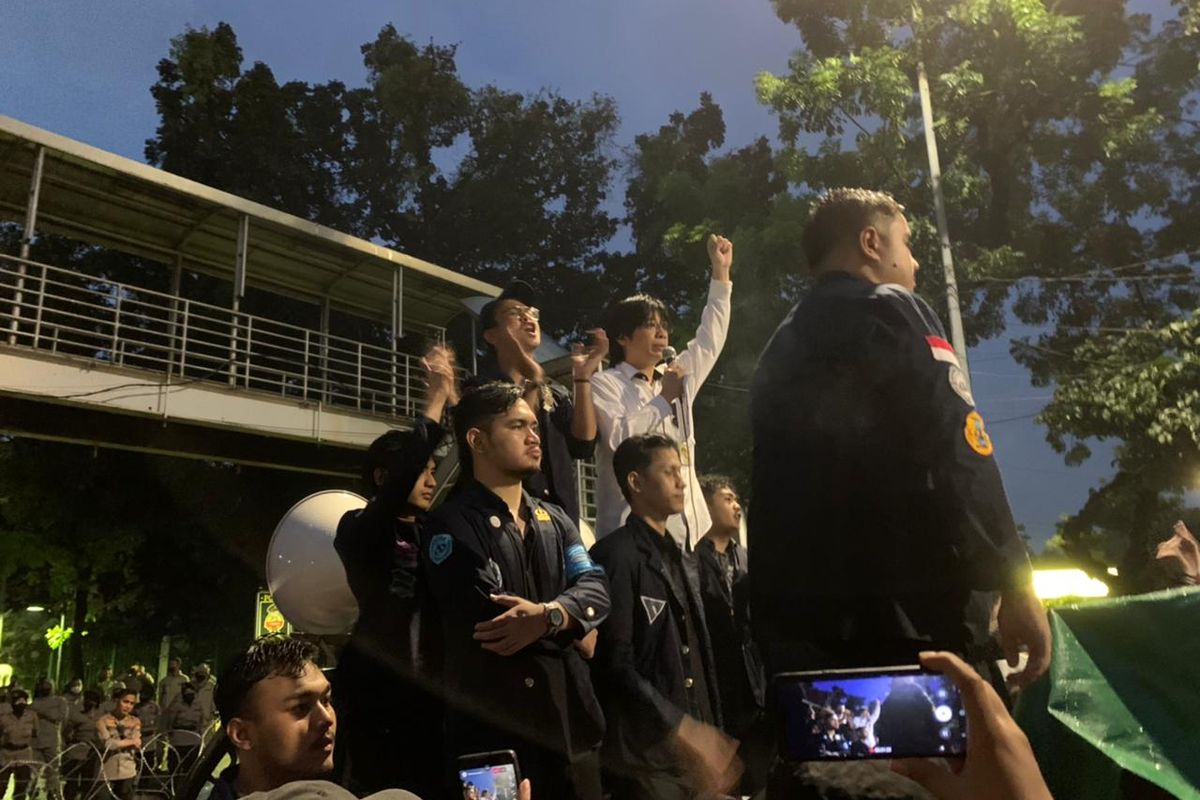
674,235 -> 733,391
549,386 -> 596,460
590,370 -> 673,452
892,651 -> 1053,800
549,515 -> 610,636
874,295 -> 1048,686
422,511 -> 506,637
564,328 -> 608,451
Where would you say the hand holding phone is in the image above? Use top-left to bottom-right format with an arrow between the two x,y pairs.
891,651 -> 1052,800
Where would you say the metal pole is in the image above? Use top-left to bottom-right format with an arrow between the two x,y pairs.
168,254 -> 183,376
9,145 -> 46,344
230,215 -> 249,385
914,4 -> 971,385
320,298 -> 331,404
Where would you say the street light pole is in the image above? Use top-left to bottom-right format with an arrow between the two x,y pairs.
913,2 -> 972,387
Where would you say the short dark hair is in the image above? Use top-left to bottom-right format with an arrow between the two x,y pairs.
699,474 -> 738,503
112,686 -> 137,702
215,636 -> 320,723
453,381 -> 525,462
612,434 -> 678,502
604,294 -> 671,364
363,429 -> 410,491
9,687 -> 29,702
802,188 -> 905,270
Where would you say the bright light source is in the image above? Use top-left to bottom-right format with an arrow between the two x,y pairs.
25,605 -> 45,612
1106,566 -> 1120,577
1033,569 -> 1109,601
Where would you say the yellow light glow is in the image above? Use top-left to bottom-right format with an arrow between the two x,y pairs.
1033,569 -> 1110,600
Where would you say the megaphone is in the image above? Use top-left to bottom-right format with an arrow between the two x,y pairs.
266,490 -> 366,635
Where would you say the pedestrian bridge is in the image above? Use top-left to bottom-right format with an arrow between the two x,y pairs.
0,114 -> 499,477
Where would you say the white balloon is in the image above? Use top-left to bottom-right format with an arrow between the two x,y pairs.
266,490 -> 366,635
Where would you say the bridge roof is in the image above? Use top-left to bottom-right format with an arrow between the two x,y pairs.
0,115 -> 499,328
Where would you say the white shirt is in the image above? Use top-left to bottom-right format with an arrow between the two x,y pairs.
590,279 -> 732,548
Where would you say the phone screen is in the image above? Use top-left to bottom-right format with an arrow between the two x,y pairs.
775,666 -> 968,761
458,761 -> 519,800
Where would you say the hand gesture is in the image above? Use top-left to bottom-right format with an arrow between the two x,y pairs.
996,587 -> 1051,689
474,594 -> 549,656
659,363 -> 686,404
707,234 -> 733,280
422,344 -> 460,407
675,715 -> 743,798
892,651 -> 1052,800
573,629 -> 598,660
571,328 -> 609,381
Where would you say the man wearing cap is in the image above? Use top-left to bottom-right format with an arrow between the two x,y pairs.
471,280 -> 608,527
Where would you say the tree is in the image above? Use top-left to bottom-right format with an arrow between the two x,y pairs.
144,22 -> 622,342
755,0 -> 1200,569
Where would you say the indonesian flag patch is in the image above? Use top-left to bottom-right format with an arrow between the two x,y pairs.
926,335 -> 959,367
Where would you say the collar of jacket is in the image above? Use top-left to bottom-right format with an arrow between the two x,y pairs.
458,479 -> 543,522
614,361 -> 663,383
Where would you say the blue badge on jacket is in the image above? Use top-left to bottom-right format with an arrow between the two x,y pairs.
565,543 -> 600,580
429,533 -> 453,565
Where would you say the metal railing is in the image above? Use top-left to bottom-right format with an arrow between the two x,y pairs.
0,252 -> 443,419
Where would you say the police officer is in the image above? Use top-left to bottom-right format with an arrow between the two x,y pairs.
158,660 -> 185,711
0,687 -> 39,800
164,682 -> 205,775
332,344 -> 458,799
469,280 -> 606,527
750,187 -> 1051,685
422,382 -> 609,800
589,435 -> 739,800
31,679 -> 69,800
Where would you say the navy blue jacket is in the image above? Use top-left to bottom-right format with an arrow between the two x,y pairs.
750,273 -> 1031,663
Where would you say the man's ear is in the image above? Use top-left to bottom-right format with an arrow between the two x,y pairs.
372,467 -> 388,489
859,225 -> 882,262
225,717 -> 253,753
466,427 -> 486,454
481,328 -> 499,349
626,470 -> 642,498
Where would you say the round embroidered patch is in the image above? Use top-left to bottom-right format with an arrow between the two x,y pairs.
428,533 -> 453,565
963,411 -> 994,457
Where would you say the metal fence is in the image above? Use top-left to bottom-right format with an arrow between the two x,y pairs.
0,253 -> 445,419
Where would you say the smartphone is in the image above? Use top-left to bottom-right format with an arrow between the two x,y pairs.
774,665 -> 968,761
457,750 -> 522,800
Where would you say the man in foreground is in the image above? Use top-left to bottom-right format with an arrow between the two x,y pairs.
211,636 -> 532,800
750,188 -> 1050,685
590,435 -> 740,800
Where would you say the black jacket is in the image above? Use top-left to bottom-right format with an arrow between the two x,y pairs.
749,273 -> 1031,662
589,517 -> 723,773
695,537 -> 765,736
466,369 -> 596,524
421,481 -> 609,757
334,416 -> 444,671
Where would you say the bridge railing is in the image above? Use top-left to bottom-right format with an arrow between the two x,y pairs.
0,252 -> 445,419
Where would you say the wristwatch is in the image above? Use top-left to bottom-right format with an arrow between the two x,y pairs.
544,602 -> 566,636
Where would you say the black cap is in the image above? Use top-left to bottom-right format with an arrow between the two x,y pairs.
479,280 -> 536,331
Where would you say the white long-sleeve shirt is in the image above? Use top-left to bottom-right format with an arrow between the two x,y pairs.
590,278 -> 732,548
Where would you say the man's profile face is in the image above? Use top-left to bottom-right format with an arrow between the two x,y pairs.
707,486 -> 742,532
632,447 -> 686,517
489,298 -> 541,352
405,458 -> 439,512
235,662 -> 337,783
876,214 -> 918,290
472,400 -> 542,478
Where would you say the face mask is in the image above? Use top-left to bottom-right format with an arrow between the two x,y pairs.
69,685 -> 82,695
182,693 -> 196,703
12,701 -> 27,716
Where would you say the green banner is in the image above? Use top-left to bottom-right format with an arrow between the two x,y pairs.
1016,586 -> 1200,799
